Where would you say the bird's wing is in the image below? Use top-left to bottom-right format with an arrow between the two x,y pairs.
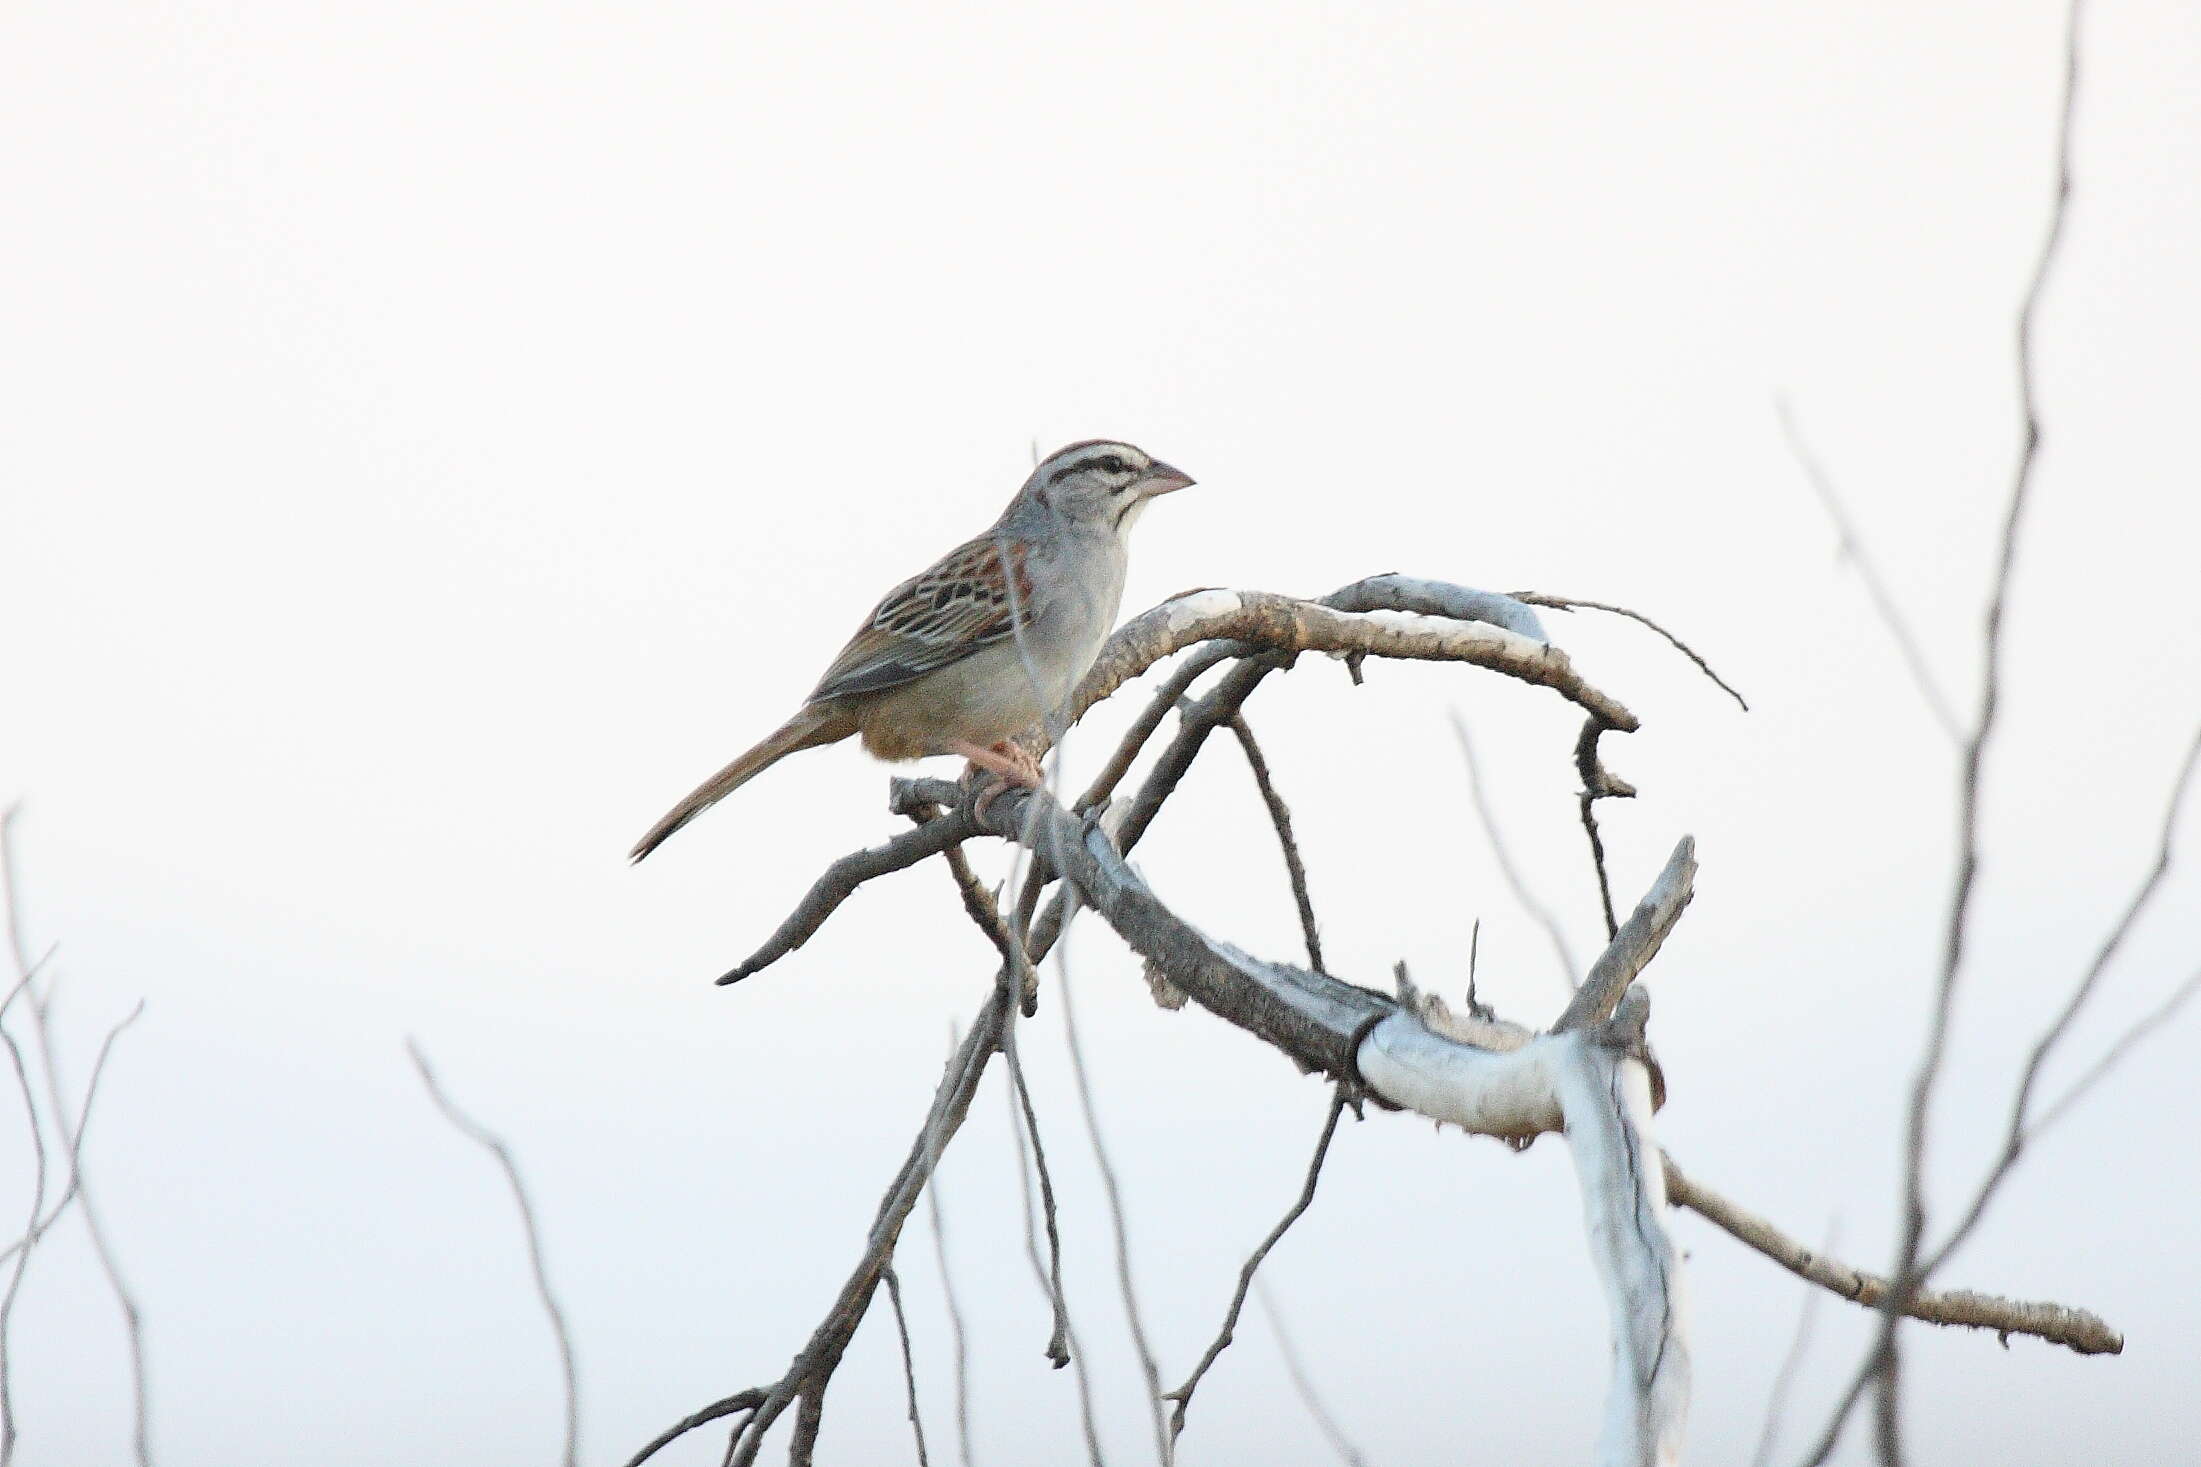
805,532 -> 1043,703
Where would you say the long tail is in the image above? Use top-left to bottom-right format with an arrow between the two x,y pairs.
629,704 -> 855,862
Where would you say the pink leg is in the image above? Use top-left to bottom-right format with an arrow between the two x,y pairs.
951,739 -> 1045,824
949,739 -> 1044,788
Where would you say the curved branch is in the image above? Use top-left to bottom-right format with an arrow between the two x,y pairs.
1510,591 -> 1750,713
1068,588 -> 1636,736
718,806 -> 978,985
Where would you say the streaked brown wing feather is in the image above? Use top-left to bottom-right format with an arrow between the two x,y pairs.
806,534 -> 1041,703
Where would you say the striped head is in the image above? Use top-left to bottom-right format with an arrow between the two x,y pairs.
1016,440 -> 1195,537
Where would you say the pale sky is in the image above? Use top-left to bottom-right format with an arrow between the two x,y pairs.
3,2 -> 2198,1464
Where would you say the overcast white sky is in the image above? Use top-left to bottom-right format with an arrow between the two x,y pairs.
3,2 -> 2198,1464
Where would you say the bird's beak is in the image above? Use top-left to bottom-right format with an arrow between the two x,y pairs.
1141,462 -> 1195,496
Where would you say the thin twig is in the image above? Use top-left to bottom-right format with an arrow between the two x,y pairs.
1509,591 -> 1750,712
0,810 -> 33,1005
720,810 -> 979,985
1254,1278 -> 1370,1467
623,1391 -> 764,1467
0,994 -> 139,1267
924,1031 -> 975,1467
1226,714 -> 1326,972
36,992 -> 151,1467
408,1041 -> 579,1467
1750,1220 -> 1837,1467
711,986 -> 1013,1467
1773,403 -> 1964,746
1075,645 -> 1240,815
1573,718 -> 1631,939
1000,1030 -> 1071,1367
1165,1090 -> 1349,1453
1056,943 -> 1168,1464
1922,725 -> 2199,1280
1004,1045 -> 1106,1467
1451,712 -> 1580,990
881,1267 -> 932,1467
2034,961 -> 2201,1134
0,975 -> 46,1467
1866,7 -> 2085,1463
0,808 -> 43,1467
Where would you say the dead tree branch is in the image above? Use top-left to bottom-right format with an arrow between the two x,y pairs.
1507,592 -> 1749,713
1165,1089 -> 1349,1454
1774,402 -> 1964,746
1860,5 -> 2087,1462
1256,1278 -> 1373,1467
1661,1159 -> 2119,1356
409,1041 -> 580,1467
1055,944 -> 1167,1463
1225,713 -> 1326,972
880,1266 -> 932,1467
684,553 -> 2126,1465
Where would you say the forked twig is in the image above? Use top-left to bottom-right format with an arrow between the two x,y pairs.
1226,714 -> 1327,973
409,1041 -> 580,1467
881,1266 -> 932,1467
1255,1278 -> 1371,1467
1165,1090 -> 1349,1453
1855,5 -> 2087,1462
1056,945 -> 1168,1463
1509,591 -> 1750,712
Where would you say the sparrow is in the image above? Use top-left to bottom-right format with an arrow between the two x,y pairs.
630,440 -> 1194,860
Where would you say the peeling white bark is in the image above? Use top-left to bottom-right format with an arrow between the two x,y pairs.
1356,1015 -> 1689,1467
1355,1013 -> 1564,1138
1555,1042 -> 1689,1467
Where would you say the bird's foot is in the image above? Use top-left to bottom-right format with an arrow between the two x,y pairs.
953,740 -> 1044,825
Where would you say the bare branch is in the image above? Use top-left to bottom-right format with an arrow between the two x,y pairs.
1073,644 -> 1238,815
409,1041 -> 579,1467
1003,1042 -> 1106,1467
622,1391 -> 764,1467
1922,725 -> 2199,1279
1553,837 -> 1697,1035
1450,713 -> 1581,991
626,983 -> 1015,1467
719,808 -> 980,985
1572,718 -> 1639,942
1508,591 -> 1750,712
924,1029 -> 975,1467
1165,1090 -> 1348,1452
1068,587 -> 1637,738
3,806 -> 155,1467
1871,6 -> 2086,1460
1750,1220 -> 1836,1467
1254,1279 -> 1371,1467
0,976 -> 48,1467
1661,1157 -> 2119,1356
0,808 -> 45,1467
31,985 -> 152,1467
2033,960 -> 2201,1135
1774,402 -> 1964,746
881,1267 -> 932,1467
1056,945 -> 1167,1464
0,995 -> 140,1267
1000,1029 -> 1070,1368
1226,714 -> 1326,973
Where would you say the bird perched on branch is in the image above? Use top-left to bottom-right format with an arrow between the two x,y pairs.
630,440 -> 1194,861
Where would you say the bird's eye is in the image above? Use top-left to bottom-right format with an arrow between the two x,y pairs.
1094,455 -> 1131,476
